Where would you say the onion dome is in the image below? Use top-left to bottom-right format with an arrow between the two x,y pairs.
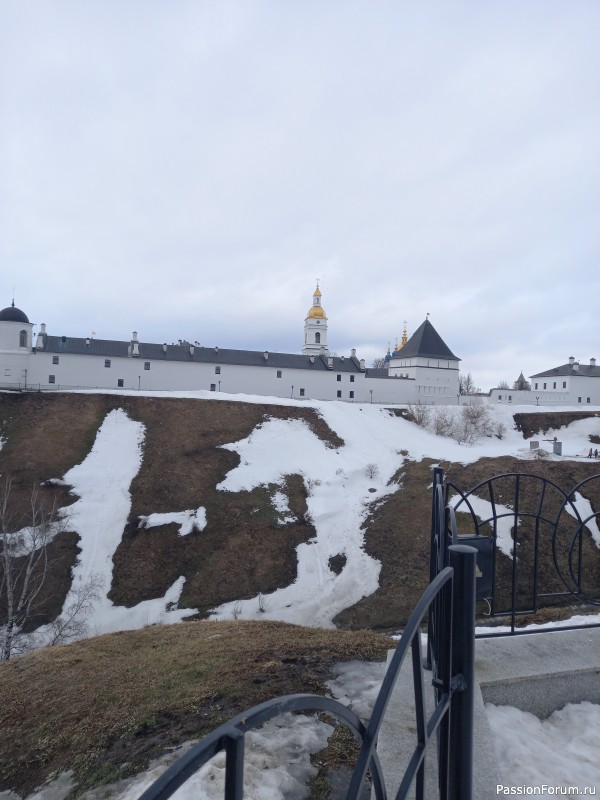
306,284 -> 327,319
0,301 -> 29,323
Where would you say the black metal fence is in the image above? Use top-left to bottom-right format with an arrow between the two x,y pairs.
430,466 -> 600,637
139,545 -> 477,800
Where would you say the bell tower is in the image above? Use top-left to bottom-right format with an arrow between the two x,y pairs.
302,284 -> 328,355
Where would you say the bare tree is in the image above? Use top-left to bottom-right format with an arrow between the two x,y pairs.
371,357 -> 387,369
497,380 -> 510,390
458,372 -> 480,396
47,574 -> 103,647
0,479 -> 96,660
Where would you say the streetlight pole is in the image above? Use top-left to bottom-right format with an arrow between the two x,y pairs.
370,389 -> 373,404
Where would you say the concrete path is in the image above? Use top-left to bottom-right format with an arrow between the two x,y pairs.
375,626 -> 600,798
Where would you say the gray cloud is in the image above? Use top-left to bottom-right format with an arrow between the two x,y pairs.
1,1 -> 599,390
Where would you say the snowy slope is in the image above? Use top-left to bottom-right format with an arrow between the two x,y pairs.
24,392 -> 599,639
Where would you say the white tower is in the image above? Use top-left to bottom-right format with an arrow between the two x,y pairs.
302,284 -> 328,355
0,301 -> 34,388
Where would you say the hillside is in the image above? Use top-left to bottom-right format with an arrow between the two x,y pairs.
1,392 -> 600,639
1,392 -> 600,797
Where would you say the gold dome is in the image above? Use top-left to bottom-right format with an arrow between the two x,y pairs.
307,305 -> 327,319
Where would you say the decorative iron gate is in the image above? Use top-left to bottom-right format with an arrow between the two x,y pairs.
430,466 -> 600,637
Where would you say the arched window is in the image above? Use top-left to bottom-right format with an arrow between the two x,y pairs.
19,330 -> 27,347
315,332 -> 320,344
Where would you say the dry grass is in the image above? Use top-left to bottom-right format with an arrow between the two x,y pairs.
0,620 -> 393,795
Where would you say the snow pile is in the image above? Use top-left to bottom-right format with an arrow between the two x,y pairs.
487,701 -> 600,790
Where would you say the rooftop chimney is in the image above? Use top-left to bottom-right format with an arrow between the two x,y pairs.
190,345 -> 195,355
573,362 -> 579,371
85,338 -> 90,346
162,343 -> 167,352
309,355 -> 315,363
214,346 -> 219,353
569,356 -> 575,364
591,358 -> 596,367
359,359 -> 365,370
351,348 -> 356,358
132,331 -> 139,342
263,351 -> 269,360
327,357 -> 333,369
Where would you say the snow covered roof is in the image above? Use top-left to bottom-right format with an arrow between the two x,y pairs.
37,334 -> 366,373
392,319 -> 460,361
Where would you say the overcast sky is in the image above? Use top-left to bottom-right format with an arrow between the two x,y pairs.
1,2 -> 599,391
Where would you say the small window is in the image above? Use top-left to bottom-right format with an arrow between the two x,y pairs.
350,375 -> 355,383
543,383 -> 547,389
337,374 -> 341,381
578,397 -> 582,403
349,391 -> 354,399
277,370 -> 282,378
210,383 -> 216,391
508,395 -> 512,402
117,379 -> 124,388
52,355 -> 59,365
4,368 -> 11,376
49,375 -> 56,384
20,330 -> 27,347
299,388 -> 305,397
105,359 -> 111,368
534,383 -> 538,390
144,362 -> 150,370
563,381 -> 567,389
215,366 -> 221,374
315,332 -> 321,343
553,382 -> 556,389
336,390 -> 342,398
498,395 -> 502,401
587,398 -> 591,404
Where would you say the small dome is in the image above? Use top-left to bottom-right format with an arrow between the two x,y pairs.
0,303 -> 29,323
384,353 -> 391,362
307,306 -> 327,319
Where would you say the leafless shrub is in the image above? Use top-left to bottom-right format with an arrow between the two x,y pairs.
365,463 -> 379,480
433,407 -> 457,438
405,401 -> 432,427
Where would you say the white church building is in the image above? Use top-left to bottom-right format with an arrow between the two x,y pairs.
0,287 -> 462,405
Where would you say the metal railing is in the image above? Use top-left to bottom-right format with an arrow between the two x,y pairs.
139,545 -> 477,800
430,467 -> 600,637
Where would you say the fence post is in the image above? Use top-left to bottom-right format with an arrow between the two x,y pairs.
448,544 -> 476,800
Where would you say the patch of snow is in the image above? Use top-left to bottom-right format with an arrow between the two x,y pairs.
271,490 -> 297,524
565,491 -> 600,548
31,409 -> 199,646
450,494 -> 517,558
139,507 -> 207,536
487,701 -> 600,791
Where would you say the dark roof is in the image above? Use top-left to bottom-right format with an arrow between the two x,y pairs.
530,362 -> 600,379
392,319 -> 460,361
38,335 -> 367,373
0,302 -> 29,323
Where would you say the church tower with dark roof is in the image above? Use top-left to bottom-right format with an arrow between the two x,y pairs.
387,317 -> 460,399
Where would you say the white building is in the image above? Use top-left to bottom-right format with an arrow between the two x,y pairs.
0,289 -> 461,405
489,357 -> 600,406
